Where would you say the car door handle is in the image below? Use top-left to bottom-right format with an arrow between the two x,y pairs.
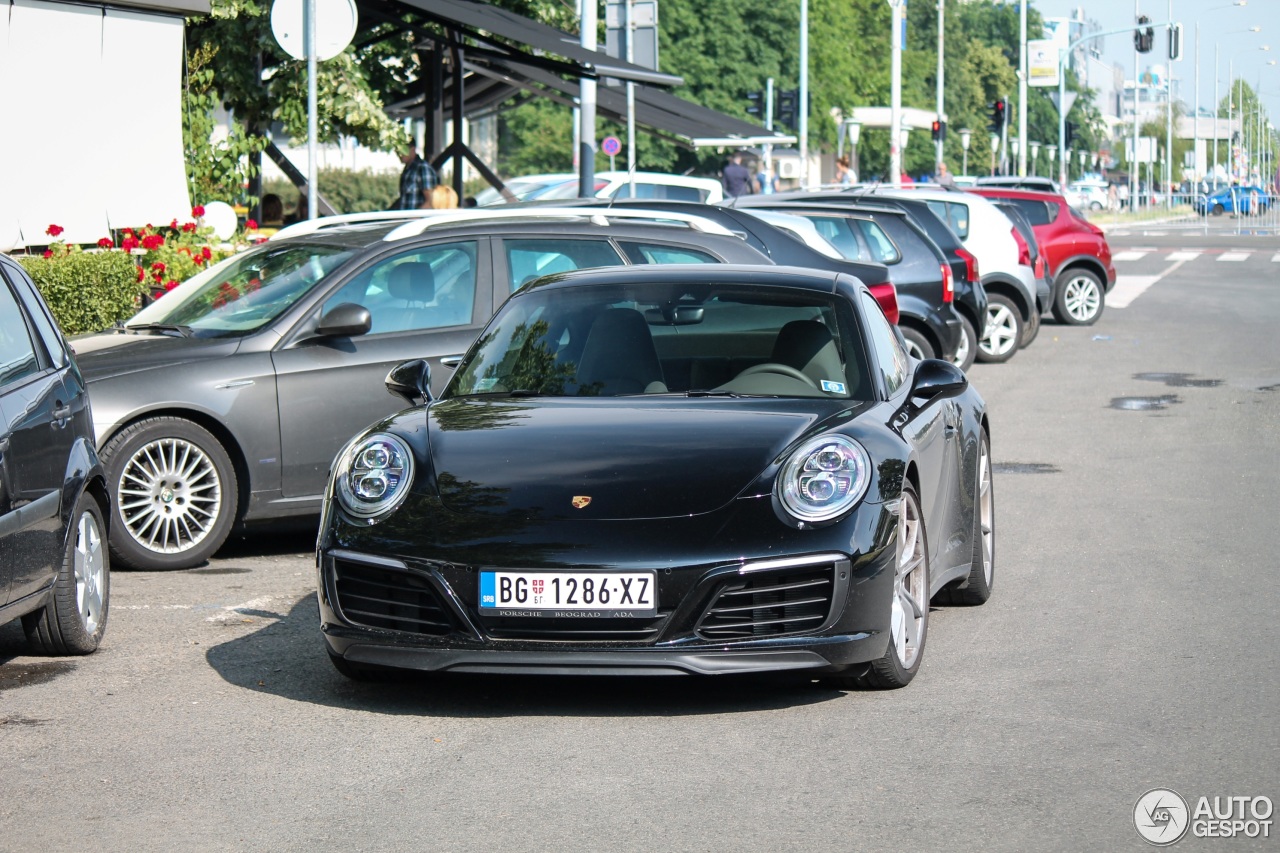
440,355 -> 464,369
52,402 -> 72,428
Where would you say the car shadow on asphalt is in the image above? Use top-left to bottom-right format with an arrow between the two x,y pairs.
205,595 -> 848,717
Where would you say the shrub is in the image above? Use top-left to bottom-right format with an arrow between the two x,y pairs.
264,166 -> 400,215
20,251 -> 145,335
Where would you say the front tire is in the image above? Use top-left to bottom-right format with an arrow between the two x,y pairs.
829,483 -> 930,690
976,294 -> 1023,364
100,417 -> 238,570
952,312 -> 978,372
937,431 -> 994,606
23,493 -> 110,654
1052,269 -> 1104,326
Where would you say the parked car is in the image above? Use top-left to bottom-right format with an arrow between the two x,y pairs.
743,192 -> 989,371
989,201 -> 1049,350
534,171 -> 725,204
851,187 -> 1040,363
1195,185 -> 1273,216
736,198 -> 967,366
73,208 -> 775,570
975,176 -> 1062,194
0,254 -> 110,654
473,173 -> 577,206
318,264 -> 994,687
538,198 -> 900,324
1066,179 -> 1109,211
971,188 -> 1117,326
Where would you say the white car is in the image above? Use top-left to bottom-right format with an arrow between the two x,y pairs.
536,171 -> 725,204
859,187 -> 1042,364
1067,180 -> 1109,211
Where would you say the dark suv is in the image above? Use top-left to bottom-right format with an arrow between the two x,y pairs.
70,209 -> 777,571
1,254 -> 110,654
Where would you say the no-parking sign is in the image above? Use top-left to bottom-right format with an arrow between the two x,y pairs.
601,136 -> 622,157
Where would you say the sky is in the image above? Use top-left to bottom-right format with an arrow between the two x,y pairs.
1030,0 -> 1280,125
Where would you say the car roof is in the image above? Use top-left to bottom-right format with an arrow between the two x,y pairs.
518,263 -> 851,297
969,187 -> 1069,204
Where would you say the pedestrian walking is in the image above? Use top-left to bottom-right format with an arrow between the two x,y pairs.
397,140 -> 438,210
935,162 -> 955,188
835,156 -> 855,186
722,152 -> 755,198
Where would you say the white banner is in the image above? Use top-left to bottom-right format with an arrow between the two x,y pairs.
1028,39 -> 1060,88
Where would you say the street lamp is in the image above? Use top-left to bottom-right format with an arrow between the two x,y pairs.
989,133 -> 1000,176
960,128 -> 972,176
848,120 -> 862,182
1030,141 -> 1041,176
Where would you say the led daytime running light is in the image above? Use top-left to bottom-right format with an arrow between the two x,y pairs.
778,435 -> 871,522
335,433 -> 414,520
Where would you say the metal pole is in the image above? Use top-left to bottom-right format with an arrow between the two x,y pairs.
1194,23 -> 1200,184
579,0 -> 597,197
936,0 -> 945,168
1228,57 -> 1234,182
1214,43 -> 1219,181
764,77 -> 774,191
889,0 -> 903,187
799,0 -> 809,187
305,0 -> 317,220
625,0 -> 635,195
1166,0 -> 1173,207
1133,0 -> 1141,211
1018,0 -> 1028,176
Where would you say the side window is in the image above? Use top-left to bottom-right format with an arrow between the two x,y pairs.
854,220 -> 901,264
611,183 -> 706,202
927,200 -> 969,239
618,242 -> 719,265
1045,201 -> 1061,220
504,239 -> 624,291
324,241 -> 478,333
1010,198 -> 1052,226
801,216 -> 865,261
0,281 -> 41,390
6,267 -> 67,368
860,291 -> 908,396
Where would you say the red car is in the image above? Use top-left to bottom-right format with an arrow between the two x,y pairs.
969,188 -> 1117,325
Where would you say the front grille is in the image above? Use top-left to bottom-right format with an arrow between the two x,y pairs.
696,567 -> 835,640
333,560 -> 454,636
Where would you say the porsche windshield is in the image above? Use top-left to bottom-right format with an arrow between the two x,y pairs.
449,282 -> 873,400
127,243 -> 357,337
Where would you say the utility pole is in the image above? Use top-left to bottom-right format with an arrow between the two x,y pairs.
889,0 -> 904,187
1018,0 -> 1028,177
800,0 -> 810,187
936,0 -> 945,169
578,0 -> 597,197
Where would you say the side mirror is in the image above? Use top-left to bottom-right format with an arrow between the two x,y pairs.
385,358 -> 433,406
908,358 -> 967,404
316,302 -> 371,338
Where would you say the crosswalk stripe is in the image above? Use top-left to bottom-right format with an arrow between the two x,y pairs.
1167,251 -> 1201,261
1112,250 -> 1149,262
1108,275 -> 1161,308
1217,252 -> 1251,262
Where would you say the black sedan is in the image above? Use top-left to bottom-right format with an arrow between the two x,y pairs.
317,265 -> 994,688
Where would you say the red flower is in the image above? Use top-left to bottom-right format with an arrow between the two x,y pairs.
151,262 -> 166,273
142,234 -> 164,250
170,218 -> 179,230
181,222 -> 196,233
43,249 -> 53,259
165,280 -> 180,291
192,205 -> 205,218
136,266 -> 145,282
201,246 -> 212,260
46,224 -> 64,237
245,219 -> 258,230
122,236 -> 140,252
98,237 -> 114,249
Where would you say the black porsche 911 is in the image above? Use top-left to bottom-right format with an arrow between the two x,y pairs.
316,265 -> 993,689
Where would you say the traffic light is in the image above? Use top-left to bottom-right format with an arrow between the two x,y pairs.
746,90 -> 765,119
931,119 -> 946,142
1134,15 -> 1154,53
777,89 -> 799,130
1065,121 -> 1077,148
1168,23 -> 1183,61
988,100 -> 1006,134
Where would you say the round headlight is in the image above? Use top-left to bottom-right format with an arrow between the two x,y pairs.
778,435 -> 871,523
335,433 -> 414,521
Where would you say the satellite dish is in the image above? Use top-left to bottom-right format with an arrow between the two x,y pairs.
271,0 -> 358,62
202,201 -> 239,241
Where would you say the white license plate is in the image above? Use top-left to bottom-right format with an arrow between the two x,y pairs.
479,571 -> 657,617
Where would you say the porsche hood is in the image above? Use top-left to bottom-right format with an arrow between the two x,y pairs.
426,397 -> 863,520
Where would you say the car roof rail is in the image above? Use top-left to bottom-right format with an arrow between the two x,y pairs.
381,207 -> 736,241
269,210 -> 443,241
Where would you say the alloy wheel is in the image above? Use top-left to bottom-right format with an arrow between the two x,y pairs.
977,440 -> 993,588
74,509 -> 106,635
891,493 -> 928,669
980,304 -> 1018,357
1061,275 -> 1102,323
117,437 -> 223,555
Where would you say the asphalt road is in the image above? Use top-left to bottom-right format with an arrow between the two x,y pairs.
2,232 -> 1278,852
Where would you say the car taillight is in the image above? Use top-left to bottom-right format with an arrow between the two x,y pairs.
940,262 -> 953,303
955,247 -> 980,283
870,282 -> 899,325
1011,226 -> 1031,267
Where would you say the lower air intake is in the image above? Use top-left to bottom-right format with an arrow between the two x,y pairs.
334,560 -> 454,636
696,566 -> 835,640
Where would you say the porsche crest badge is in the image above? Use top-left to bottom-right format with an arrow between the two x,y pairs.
571,496 -> 592,509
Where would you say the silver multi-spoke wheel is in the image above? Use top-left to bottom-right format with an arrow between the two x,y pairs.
118,437 -> 223,555
890,490 -> 928,670
976,440 -> 993,589
74,509 -> 106,635
1061,275 -> 1101,323
937,431 -> 995,606
979,303 -> 1019,358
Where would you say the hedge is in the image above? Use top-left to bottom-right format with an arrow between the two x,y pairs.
19,251 -> 147,336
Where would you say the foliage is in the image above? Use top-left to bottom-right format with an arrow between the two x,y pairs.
184,43 -> 269,206
20,251 -> 145,336
264,167 -> 402,214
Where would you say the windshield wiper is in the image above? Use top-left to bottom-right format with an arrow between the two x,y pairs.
126,322 -> 193,337
686,389 -> 745,397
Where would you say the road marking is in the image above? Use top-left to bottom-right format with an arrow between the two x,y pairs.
1112,250 -> 1149,262
1217,252 -> 1251,262
1167,251 -> 1201,261
1272,253 -> 1280,263
1109,258 -> 1190,309
1145,231 -> 1167,236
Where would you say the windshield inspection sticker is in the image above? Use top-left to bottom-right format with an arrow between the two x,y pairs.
821,380 -> 846,394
